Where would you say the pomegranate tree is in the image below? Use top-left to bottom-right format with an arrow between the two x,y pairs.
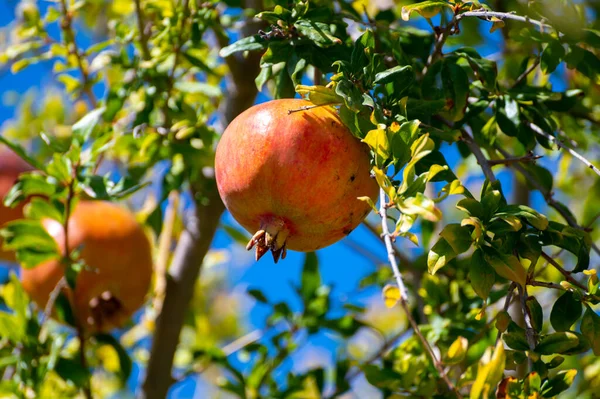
215,99 -> 378,262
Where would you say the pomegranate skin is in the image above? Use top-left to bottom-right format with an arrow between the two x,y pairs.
21,200 -> 153,333
0,147 -> 34,263
215,99 -> 378,261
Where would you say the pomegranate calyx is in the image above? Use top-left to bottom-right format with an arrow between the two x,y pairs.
87,290 -> 124,330
246,217 -> 289,263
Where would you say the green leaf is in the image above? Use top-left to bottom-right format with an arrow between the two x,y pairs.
361,365 -> 403,390
401,1 -> 452,21
46,153 -> 73,183
3,173 -> 55,208
374,65 -> 414,85
565,45 -> 600,81
24,198 -> 63,222
294,20 -> 341,47
550,291 -> 582,332
503,332 -> 530,351
428,237 -> 457,275
40,131 -> 71,153
219,35 -> 266,58
470,249 -> 495,299
495,205 -> 548,230
55,357 -> 92,387
482,247 -> 527,286
541,369 -> 577,397
439,223 -> 473,254
351,30 -> 374,71
540,222 -> 590,273
300,252 -> 320,301
541,39 -> 566,74
536,332 -> 580,355
526,296 -> 544,332
335,79 -> 364,112
580,307 -> 600,356
0,137 -> 42,170
454,48 -> 497,90
495,96 -> 520,137
441,60 -> 469,121
456,198 -> 484,219
0,219 -> 59,268
72,107 -> 105,145
182,51 -> 217,75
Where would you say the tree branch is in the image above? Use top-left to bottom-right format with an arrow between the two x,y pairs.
378,188 -> 462,398
134,0 -> 151,61
512,57 -> 540,88
140,186 -> 224,399
528,122 -> 600,178
139,3 -> 263,397
59,0 -> 97,108
540,252 -> 587,291
456,10 -> 552,30
517,284 -> 536,370
460,131 -> 496,182
488,152 -> 541,167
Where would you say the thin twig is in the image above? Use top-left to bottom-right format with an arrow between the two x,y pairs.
379,189 -> 409,302
456,10 -> 551,30
362,220 -> 413,267
540,252 -> 587,291
221,329 -> 263,355
153,191 -> 180,312
512,57 -> 540,88
460,131 -> 496,182
134,0 -> 151,60
530,276 -> 600,302
529,280 -> 564,290
517,284 -> 536,371
59,0 -> 97,108
422,17 -> 457,76
40,277 -> 67,327
488,152 -> 542,167
528,122 -> 600,178
378,187 -> 461,398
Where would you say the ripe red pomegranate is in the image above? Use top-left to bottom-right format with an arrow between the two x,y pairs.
215,99 -> 378,262
21,200 -> 153,333
0,146 -> 34,262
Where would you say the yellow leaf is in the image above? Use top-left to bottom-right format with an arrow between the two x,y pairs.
358,196 -> 378,213
446,336 -> 468,365
382,284 -> 401,308
362,128 -> 390,166
489,17 -> 505,33
295,84 -> 342,105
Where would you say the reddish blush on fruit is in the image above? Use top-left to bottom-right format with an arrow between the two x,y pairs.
215,99 -> 378,262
